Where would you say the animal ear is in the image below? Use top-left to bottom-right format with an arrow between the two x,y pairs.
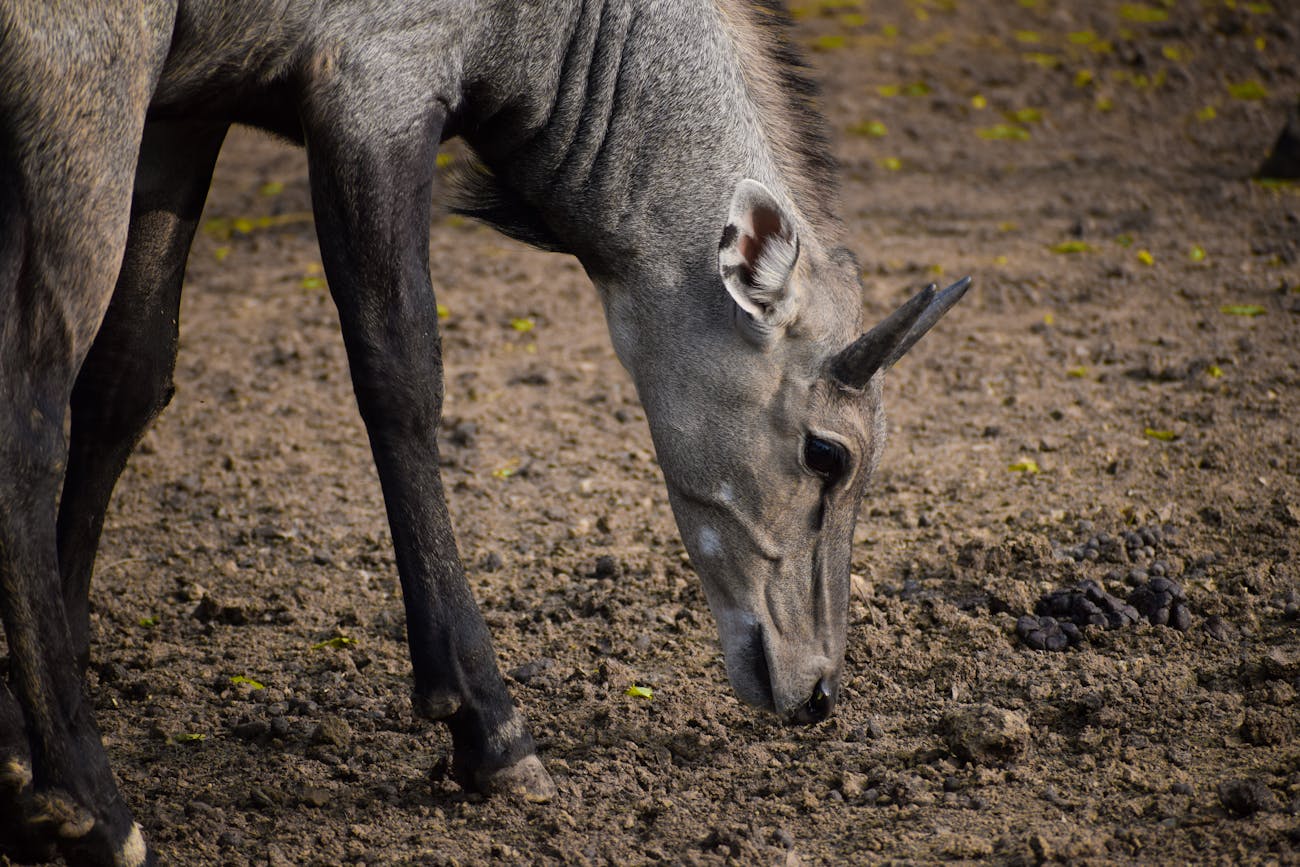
829,276 -> 972,390
718,179 -> 800,324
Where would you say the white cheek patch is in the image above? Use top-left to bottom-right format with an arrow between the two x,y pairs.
718,483 -> 735,504
697,526 -> 723,558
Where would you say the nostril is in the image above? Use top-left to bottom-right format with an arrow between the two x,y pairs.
795,678 -> 834,725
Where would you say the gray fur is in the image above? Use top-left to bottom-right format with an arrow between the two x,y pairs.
0,1 -> 968,860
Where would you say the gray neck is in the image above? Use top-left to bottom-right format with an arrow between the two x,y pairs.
461,0 -> 811,288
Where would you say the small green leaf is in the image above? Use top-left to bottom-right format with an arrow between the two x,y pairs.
813,34 -> 847,51
1008,459 -> 1040,473
437,303 -> 450,319
138,616 -> 158,628
1195,105 -> 1217,122
230,675 -> 265,690
1023,52 -> 1061,69
1050,241 -> 1092,254
1014,30 -> 1041,44
880,156 -> 903,171
1143,428 -> 1177,442
1207,364 -> 1224,378
299,276 -> 326,290
1119,3 -> 1169,23
232,217 -> 256,235
1067,366 -> 1088,378
1007,108 -> 1043,124
902,81 -> 931,97
1227,80 -> 1268,101
509,317 -> 535,332
1115,234 -> 1134,248
1136,249 -> 1154,266
214,246 -> 231,262
1253,177 -> 1296,190
1220,304 -> 1266,317
848,120 -> 888,138
977,124 -> 1030,141
172,733 -> 206,744
626,685 -> 654,699
258,181 -> 284,197
1189,245 -> 1206,263
1068,30 -> 1098,45
311,636 -> 357,650
203,217 -> 233,240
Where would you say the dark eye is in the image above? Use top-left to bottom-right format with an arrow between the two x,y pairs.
803,436 -> 848,482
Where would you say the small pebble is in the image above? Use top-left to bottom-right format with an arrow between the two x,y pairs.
940,704 -> 1030,765
1218,778 -> 1280,817
232,720 -> 269,741
508,658 -> 554,684
312,715 -> 352,750
300,784 -> 332,808
1203,615 -> 1240,643
839,772 -> 868,800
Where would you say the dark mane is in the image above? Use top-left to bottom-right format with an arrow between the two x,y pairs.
448,0 -> 841,250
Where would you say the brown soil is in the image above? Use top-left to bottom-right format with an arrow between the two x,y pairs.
17,0 -> 1300,864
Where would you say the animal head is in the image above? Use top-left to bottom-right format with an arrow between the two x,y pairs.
629,178 -> 970,725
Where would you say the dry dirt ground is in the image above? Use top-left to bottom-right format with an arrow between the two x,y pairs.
8,0 -> 1300,864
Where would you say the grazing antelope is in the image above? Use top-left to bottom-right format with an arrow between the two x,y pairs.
0,0 -> 969,861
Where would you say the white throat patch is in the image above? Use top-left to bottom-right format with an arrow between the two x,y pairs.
697,526 -> 723,558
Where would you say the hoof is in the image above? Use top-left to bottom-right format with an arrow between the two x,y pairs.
0,759 -> 149,866
475,754 -> 556,803
0,759 -> 57,862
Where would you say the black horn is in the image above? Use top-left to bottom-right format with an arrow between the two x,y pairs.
830,276 -> 972,390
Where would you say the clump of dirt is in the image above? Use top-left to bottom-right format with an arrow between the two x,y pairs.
939,705 -> 1030,766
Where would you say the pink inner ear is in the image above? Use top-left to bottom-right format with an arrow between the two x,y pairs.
739,203 -> 783,268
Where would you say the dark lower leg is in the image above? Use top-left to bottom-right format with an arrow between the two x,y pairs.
305,103 -> 549,795
56,122 -> 226,670
1,414 -> 139,864
344,317 -> 545,793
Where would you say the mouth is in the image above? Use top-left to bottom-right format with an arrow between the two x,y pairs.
732,623 -> 836,725
742,623 -> 776,711
786,677 -> 835,726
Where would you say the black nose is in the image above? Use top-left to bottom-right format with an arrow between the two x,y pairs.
792,678 -> 835,725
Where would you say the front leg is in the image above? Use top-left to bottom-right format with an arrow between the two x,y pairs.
303,94 -> 553,800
